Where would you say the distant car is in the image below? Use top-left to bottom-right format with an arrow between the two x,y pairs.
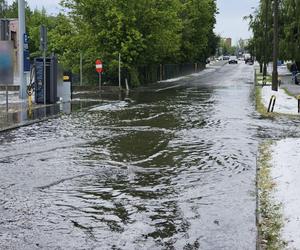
223,56 -> 230,60
228,56 -> 238,64
245,58 -> 254,65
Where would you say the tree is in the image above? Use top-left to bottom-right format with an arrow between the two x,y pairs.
280,0 -> 300,63
180,0 -> 217,62
0,0 -> 8,18
61,0 -> 185,85
247,0 -> 273,74
2,0 -> 219,86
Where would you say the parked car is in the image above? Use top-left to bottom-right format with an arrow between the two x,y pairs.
228,56 -> 238,64
245,58 -> 254,65
223,55 -> 230,60
244,53 -> 254,64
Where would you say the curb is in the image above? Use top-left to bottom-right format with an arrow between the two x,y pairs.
0,114 -> 61,133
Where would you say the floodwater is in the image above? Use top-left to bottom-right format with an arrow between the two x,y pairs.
1,63 -> 300,250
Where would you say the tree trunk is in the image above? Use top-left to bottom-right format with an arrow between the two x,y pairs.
272,0 -> 279,91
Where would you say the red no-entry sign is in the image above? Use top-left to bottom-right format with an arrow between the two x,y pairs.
96,59 -> 103,73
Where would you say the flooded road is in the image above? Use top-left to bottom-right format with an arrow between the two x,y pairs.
1,63 -> 299,249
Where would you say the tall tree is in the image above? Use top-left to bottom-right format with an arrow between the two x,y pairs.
180,0 -> 217,62
2,0 -> 219,86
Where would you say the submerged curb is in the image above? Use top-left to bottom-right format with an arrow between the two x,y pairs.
257,142 -> 285,249
0,114 -> 61,133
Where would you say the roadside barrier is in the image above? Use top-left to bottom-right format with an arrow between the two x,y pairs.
267,95 -> 276,113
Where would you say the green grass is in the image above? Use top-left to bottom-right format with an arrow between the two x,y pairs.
257,142 -> 286,250
255,87 -> 276,117
257,75 -> 272,82
255,69 -> 272,85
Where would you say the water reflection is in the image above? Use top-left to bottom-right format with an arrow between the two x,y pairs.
1,64 -> 300,249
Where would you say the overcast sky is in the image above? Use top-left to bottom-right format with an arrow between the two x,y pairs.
8,0 -> 260,44
7,0 -> 61,14
215,0 -> 260,44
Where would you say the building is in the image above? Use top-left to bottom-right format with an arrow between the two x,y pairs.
0,18 -> 20,81
224,38 -> 232,48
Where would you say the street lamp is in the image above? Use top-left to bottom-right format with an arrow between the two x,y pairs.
18,0 -> 26,99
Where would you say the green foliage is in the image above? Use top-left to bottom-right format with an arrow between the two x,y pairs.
280,0 -> 300,62
180,0 -> 217,61
247,0 -> 273,65
250,0 -> 300,63
218,38 -> 236,55
2,0 -> 218,86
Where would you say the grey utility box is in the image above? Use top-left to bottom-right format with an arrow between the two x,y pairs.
34,55 -> 58,104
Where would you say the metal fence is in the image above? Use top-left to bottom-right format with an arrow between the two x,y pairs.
71,62 -> 206,87
137,62 -> 206,85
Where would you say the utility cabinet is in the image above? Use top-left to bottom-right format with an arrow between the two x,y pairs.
34,56 -> 58,104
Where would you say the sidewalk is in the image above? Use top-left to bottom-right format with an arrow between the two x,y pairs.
256,64 -> 300,249
270,139 -> 300,248
259,64 -> 300,115
0,91 -> 70,132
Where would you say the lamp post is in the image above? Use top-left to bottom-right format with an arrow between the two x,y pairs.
18,0 -> 26,99
272,0 -> 279,91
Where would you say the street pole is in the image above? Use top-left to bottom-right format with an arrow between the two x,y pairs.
18,0 -> 26,100
99,72 -> 101,91
118,53 -> 121,90
272,0 -> 279,91
40,25 -> 47,105
43,49 -> 46,105
80,52 -> 83,86
6,83 -> 8,112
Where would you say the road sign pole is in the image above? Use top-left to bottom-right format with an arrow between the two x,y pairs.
95,59 -> 103,91
99,72 -> 102,91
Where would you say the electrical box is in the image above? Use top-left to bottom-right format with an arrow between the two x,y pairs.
34,55 -> 58,104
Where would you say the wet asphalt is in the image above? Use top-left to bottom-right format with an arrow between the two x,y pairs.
1,62 -> 300,249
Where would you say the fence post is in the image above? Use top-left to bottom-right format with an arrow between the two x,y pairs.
160,64 -> 163,81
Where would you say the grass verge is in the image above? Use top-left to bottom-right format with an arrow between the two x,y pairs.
257,142 -> 286,249
255,87 -> 276,117
254,70 -> 293,118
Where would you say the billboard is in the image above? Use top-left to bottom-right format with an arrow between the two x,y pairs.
0,41 -> 14,85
